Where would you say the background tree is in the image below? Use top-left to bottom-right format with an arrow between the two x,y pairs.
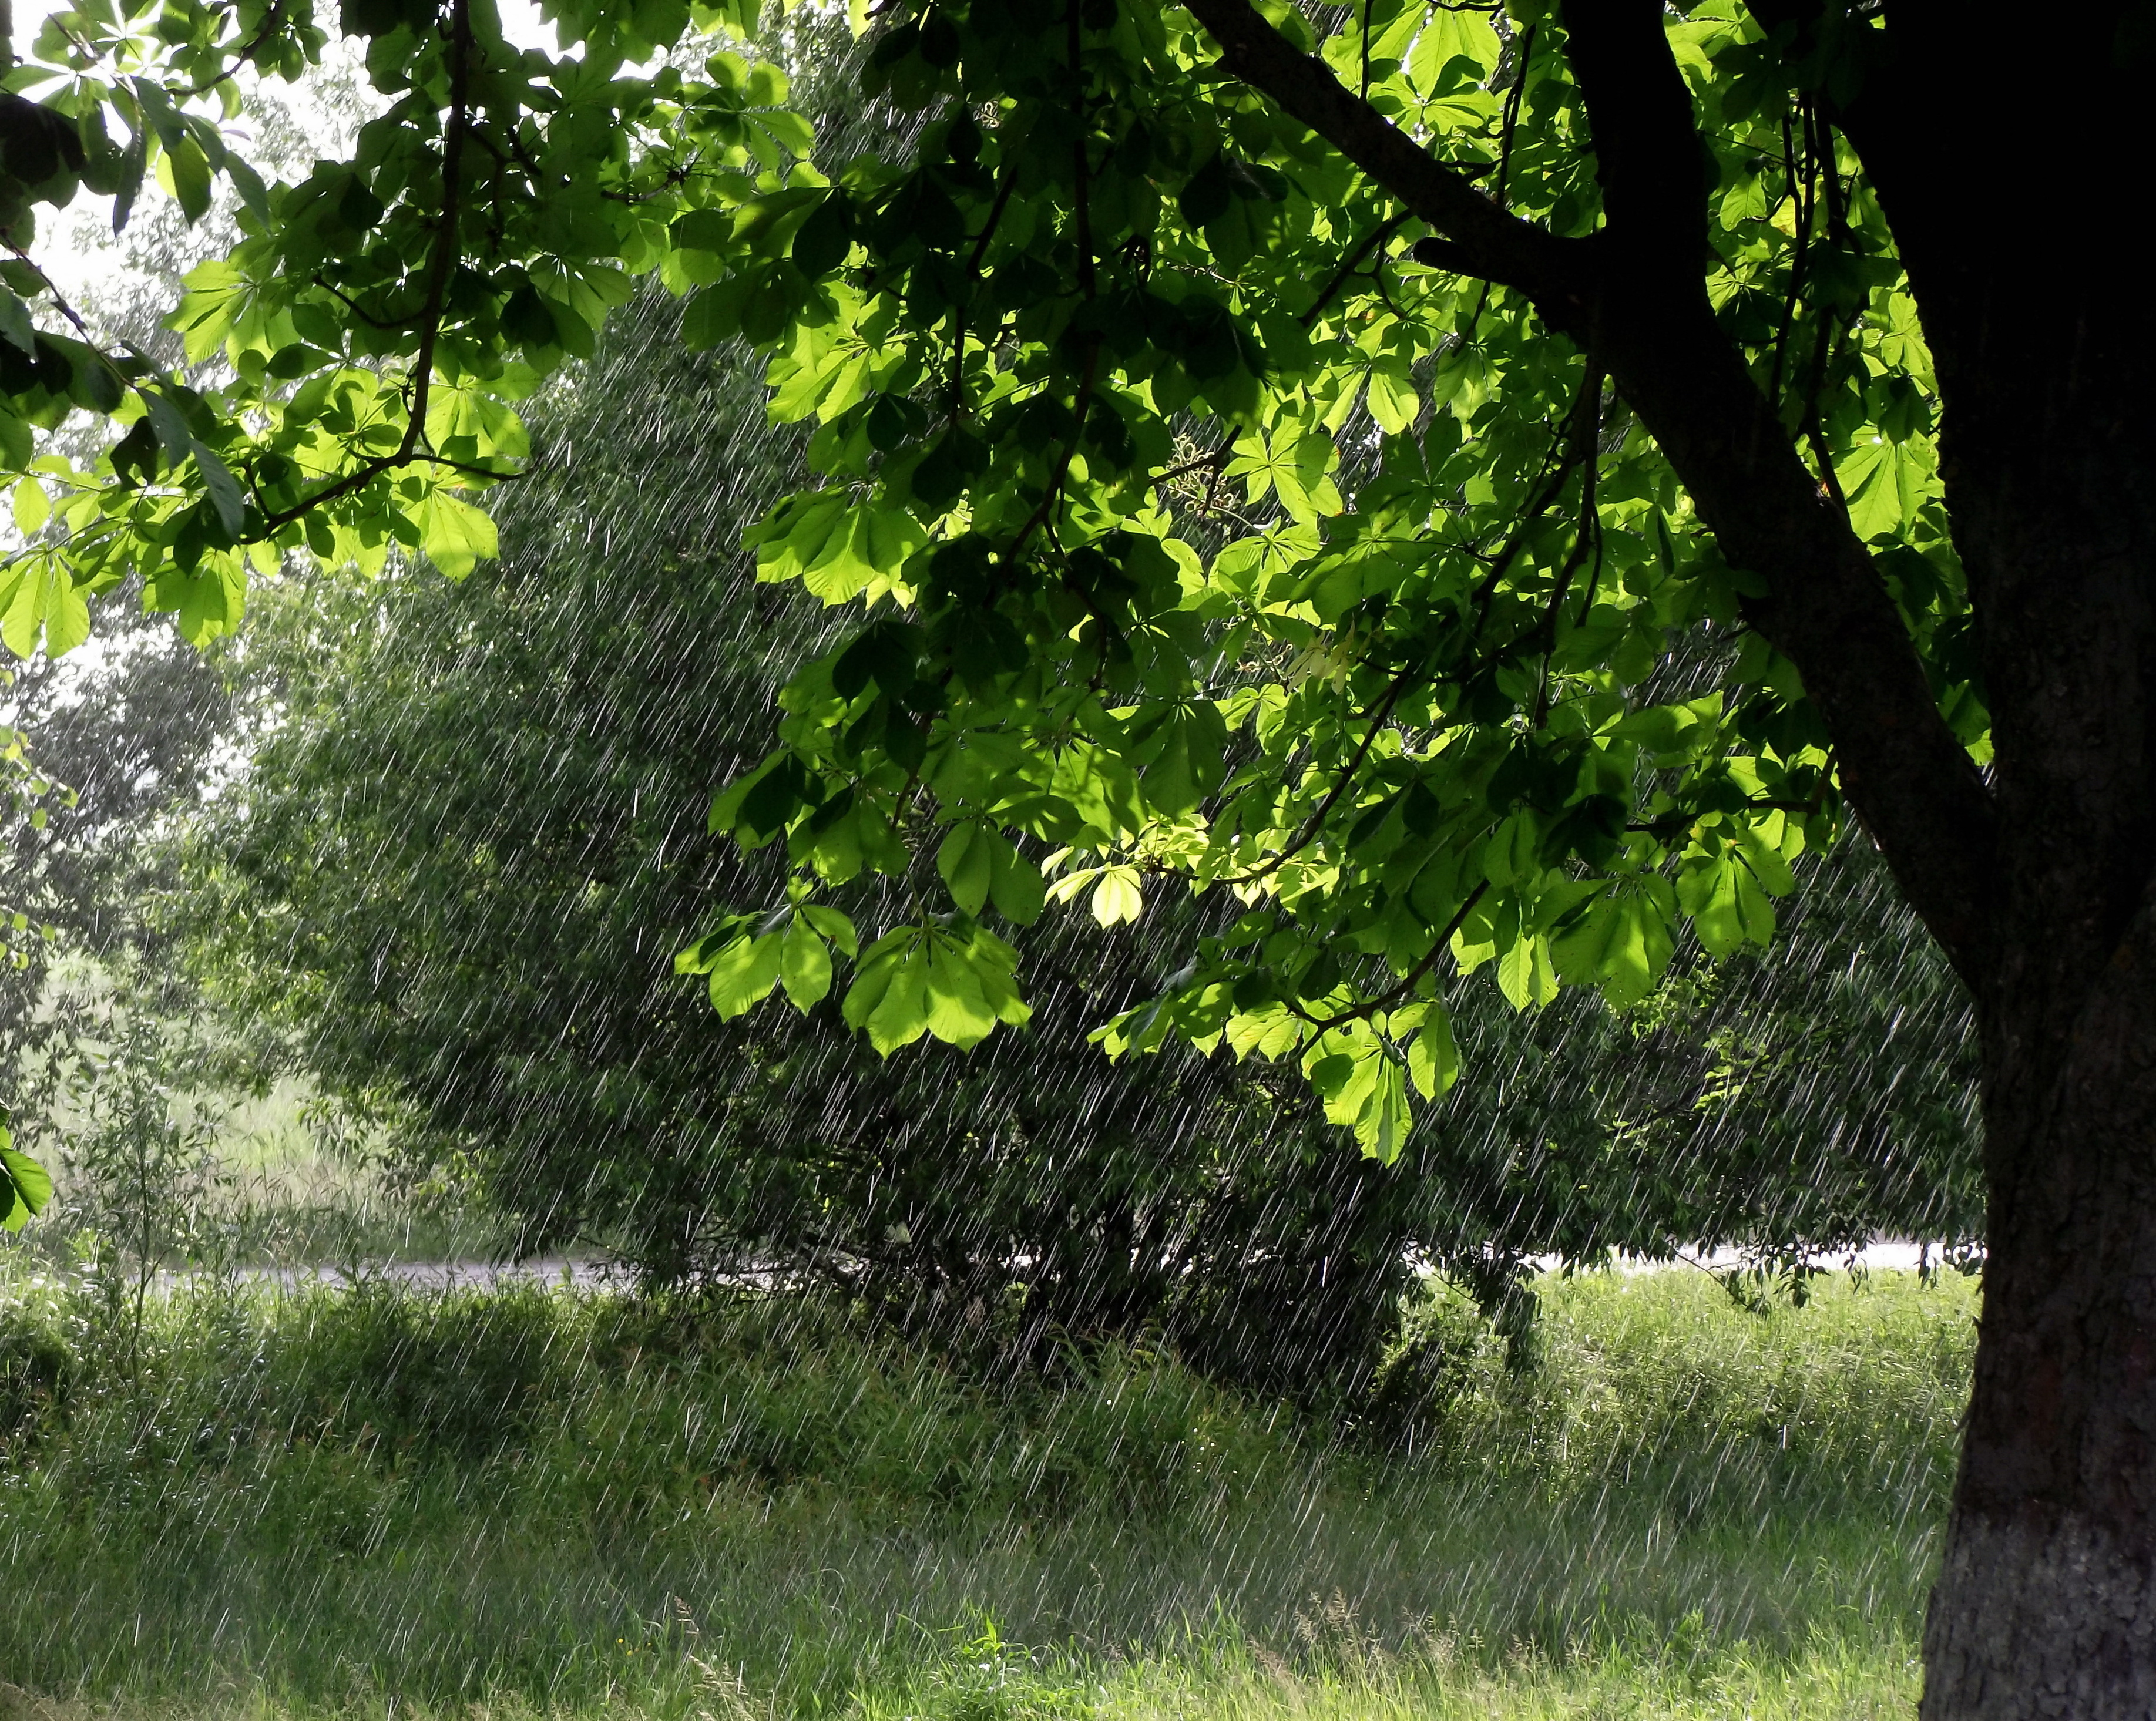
187,287 -> 1980,1397
0,0 -> 2120,1707
180,297 -> 1437,1399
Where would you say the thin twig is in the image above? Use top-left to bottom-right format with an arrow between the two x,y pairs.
1291,880 -> 1490,1032
186,0 -> 290,95
1299,212 -> 1406,329
1765,97 -> 1816,416
251,0 -> 475,535
1214,666 -> 1417,887
1529,367 -> 1604,724
1468,362 -> 1599,626
946,153 -> 1023,421
312,275 -> 424,332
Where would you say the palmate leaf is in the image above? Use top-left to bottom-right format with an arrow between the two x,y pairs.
925,937 -> 997,1047
1089,868 -> 1144,928
705,932 -> 785,1018
1,0 -> 1954,1167
1407,5 -> 1500,90
1839,433 -> 1939,542
0,559 -> 91,658
2,1145 -> 52,1233
1362,358 -> 1420,435
1551,880 -> 1678,1011
416,489 -> 499,580
1678,845 -> 1779,957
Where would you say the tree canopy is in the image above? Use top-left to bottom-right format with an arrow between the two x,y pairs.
669,0 -> 1970,1158
177,285 -> 1977,1393
3,0 -> 1973,1151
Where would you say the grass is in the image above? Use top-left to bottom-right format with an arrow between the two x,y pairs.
0,1262 -> 1976,1719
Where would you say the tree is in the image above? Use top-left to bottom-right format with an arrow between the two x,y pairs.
0,0 -> 2134,1706
180,302 -> 1445,1399
672,10 -> 2147,1708
187,270 -> 1981,1387
189,292 -> 1977,1393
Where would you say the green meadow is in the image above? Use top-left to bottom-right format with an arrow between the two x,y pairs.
1,1265 -> 1972,1720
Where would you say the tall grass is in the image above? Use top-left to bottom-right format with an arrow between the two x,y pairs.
0,1264 -> 1974,1718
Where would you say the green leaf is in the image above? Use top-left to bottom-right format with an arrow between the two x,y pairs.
1,1144 -> 52,1234
2,559 -> 92,657
704,932 -> 785,1017
1364,359 -> 1419,436
986,835 -> 1046,926
1409,6 -> 1500,90
11,476 -> 49,537
194,441 -> 246,538
799,903 -> 859,958
790,193 -> 852,276
1495,927 -> 1556,1010
779,920 -> 833,1008
0,290 -> 34,357
139,388 -> 194,465
1356,1054 -> 1412,1164
1090,867 -> 1144,927
673,207 -> 735,253
1551,883 -> 1675,1010
860,941 -> 932,1054
417,490 -> 500,579
1406,1008 -> 1459,1100
937,822 -> 992,915
160,135 -> 214,223
1137,703 -> 1229,816
1679,831 -> 1788,955
1838,433 -> 1937,541
226,154 -> 271,221
925,935 -> 999,1048
0,412 -> 31,470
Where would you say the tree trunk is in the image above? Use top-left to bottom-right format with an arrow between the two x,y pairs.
1921,878 -> 2156,1717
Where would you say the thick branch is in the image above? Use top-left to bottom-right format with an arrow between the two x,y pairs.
1183,0 -> 1997,980
1558,0 -> 1996,982
1178,0 -> 1589,314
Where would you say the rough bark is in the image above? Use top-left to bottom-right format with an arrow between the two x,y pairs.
1828,9 -> 2156,1710
1922,872 -> 2156,1718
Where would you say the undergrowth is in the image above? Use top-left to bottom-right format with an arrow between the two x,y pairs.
0,1263 -> 1975,1719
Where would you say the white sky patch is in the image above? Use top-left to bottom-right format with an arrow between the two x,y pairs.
17,0 -> 570,308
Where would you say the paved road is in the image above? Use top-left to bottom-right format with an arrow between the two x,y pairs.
219,1239 -> 1970,1295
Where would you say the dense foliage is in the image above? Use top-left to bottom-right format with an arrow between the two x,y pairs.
5,0 -> 1978,1150
182,303 -> 1431,1393
185,291 -> 1977,1396
8,0 -> 1984,1358
666,0 -> 1964,1156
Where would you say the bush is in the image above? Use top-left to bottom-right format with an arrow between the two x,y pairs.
0,1282 -> 69,1443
